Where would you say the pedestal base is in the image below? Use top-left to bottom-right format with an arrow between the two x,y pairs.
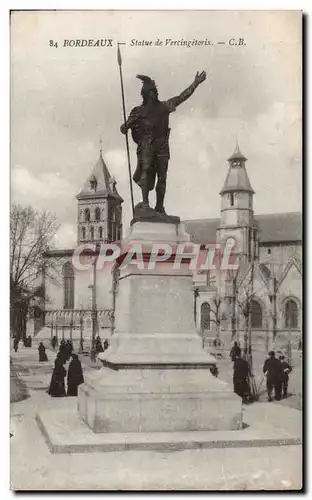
37,402 -> 302,454
78,220 -> 242,434
78,364 -> 242,433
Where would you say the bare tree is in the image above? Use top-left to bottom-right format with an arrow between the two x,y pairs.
10,204 -> 60,336
236,263 -> 256,359
209,296 -> 230,342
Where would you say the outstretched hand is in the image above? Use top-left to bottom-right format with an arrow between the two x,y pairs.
194,70 -> 206,85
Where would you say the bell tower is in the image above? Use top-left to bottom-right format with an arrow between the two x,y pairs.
76,147 -> 123,245
216,144 -> 258,264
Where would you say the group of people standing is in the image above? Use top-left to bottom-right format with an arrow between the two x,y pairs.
263,351 -> 292,401
13,335 -> 32,352
230,341 -> 292,403
48,340 -> 84,398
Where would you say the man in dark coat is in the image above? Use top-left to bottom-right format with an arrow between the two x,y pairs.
27,335 -> 32,348
38,342 -> 48,362
230,341 -> 241,362
279,355 -> 292,398
233,352 -> 250,403
67,354 -> 84,397
48,353 -> 66,397
51,336 -> 57,350
263,351 -> 283,402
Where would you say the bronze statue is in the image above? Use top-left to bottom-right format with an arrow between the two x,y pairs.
120,71 -> 206,215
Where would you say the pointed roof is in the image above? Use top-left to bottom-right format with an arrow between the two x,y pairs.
220,144 -> 254,195
227,142 -> 247,162
77,151 -> 123,201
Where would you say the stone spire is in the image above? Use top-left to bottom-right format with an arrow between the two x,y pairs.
76,147 -> 123,245
220,143 -> 254,195
77,150 -> 123,201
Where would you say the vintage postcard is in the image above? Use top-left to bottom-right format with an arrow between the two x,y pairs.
10,10 -> 302,491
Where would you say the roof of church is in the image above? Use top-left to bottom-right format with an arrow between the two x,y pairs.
184,212 -> 302,245
76,151 -> 123,201
220,144 -> 254,194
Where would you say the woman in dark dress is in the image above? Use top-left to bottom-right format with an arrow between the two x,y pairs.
66,340 -> 73,357
59,340 -> 70,363
51,336 -> 57,350
230,341 -> 241,362
67,354 -> 84,396
95,336 -> 104,355
48,354 -> 66,397
38,342 -> 48,362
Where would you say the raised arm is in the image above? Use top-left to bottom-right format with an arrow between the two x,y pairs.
166,71 -> 206,112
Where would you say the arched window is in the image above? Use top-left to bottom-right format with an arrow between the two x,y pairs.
201,302 -> 210,331
90,226 -> 94,240
81,226 -> 86,240
98,226 -> 103,239
95,207 -> 101,222
285,299 -> 298,329
63,262 -> 75,309
251,300 -> 262,328
84,208 -> 90,222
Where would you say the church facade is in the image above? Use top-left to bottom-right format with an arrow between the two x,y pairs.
186,145 -> 302,350
38,145 -> 302,351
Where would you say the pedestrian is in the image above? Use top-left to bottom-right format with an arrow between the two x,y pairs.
59,340 -> 69,363
233,352 -> 250,403
95,336 -> 104,354
66,339 -> 73,354
27,335 -> 32,348
51,336 -> 57,350
13,337 -> 19,353
38,342 -> 48,362
48,353 -> 66,397
67,354 -> 84,396
23,337 -> 27,348
230,341 -> 241,362
279,355 -> 292,398
263,351 -> 283,402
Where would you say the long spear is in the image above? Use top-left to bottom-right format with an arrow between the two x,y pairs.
117,43 -> 135,219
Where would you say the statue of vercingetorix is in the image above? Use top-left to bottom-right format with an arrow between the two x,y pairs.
120,71 -> 206,215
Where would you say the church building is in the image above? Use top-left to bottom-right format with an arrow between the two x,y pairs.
186,144 -> 302,350
38,144 -> 302,352
39,149 -> 123,343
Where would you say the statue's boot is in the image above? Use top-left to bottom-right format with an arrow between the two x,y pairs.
141,185 -> 150,209
155,187 -> 166,214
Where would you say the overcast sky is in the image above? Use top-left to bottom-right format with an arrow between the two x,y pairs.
11,10 -> 302,248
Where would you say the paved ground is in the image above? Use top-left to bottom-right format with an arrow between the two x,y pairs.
10,342 -> 303,491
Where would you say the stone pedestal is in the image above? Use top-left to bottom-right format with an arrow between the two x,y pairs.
78,221 -> 242,434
